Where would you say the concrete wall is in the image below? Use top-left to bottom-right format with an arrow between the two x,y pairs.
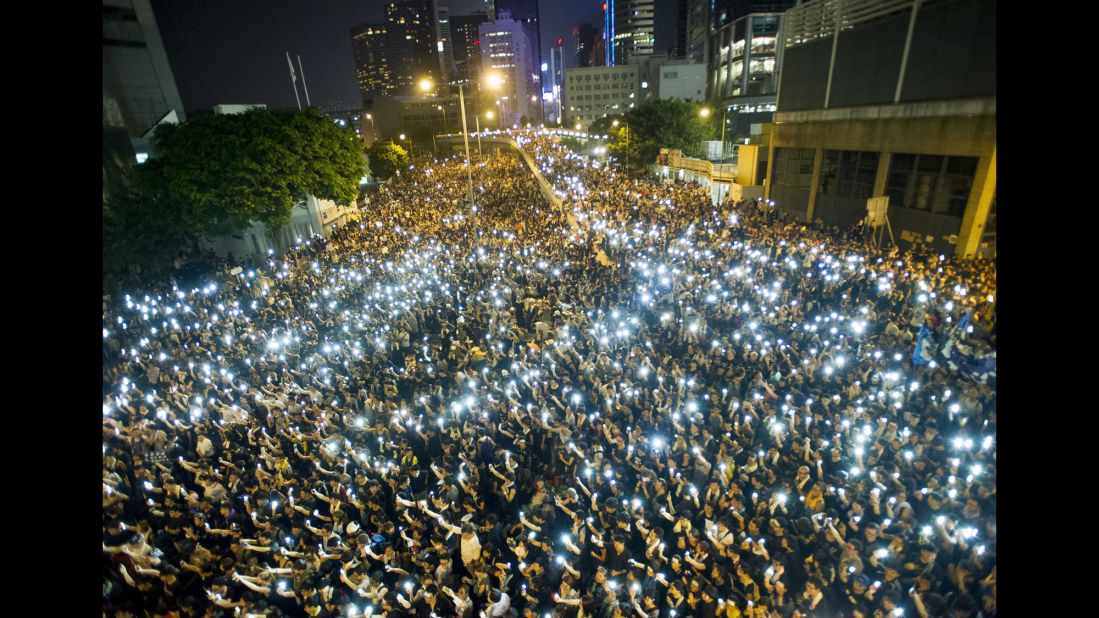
765,103 -> 995,255
658,63 -> 707,101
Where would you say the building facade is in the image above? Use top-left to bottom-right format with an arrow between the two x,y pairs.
435,6 -> 457,83
764,0 -> 996,257
350,1 -> 441,104
563,65 -> 640,128
573,23 -> 599,68
479,19 -> 535,127
495,0 -> 543,91
102,0 -> 186,142
684,0 -> 710,64
449,12 -> 491,82
657,60 -> 707,101
610,0 -> 656,65
350,23 -> 392,100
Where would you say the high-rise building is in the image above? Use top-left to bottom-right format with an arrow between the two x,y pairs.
350,23 -> 392,100
450,12 -> 491,81
684,0 -> 710,64
706,0 -> 798,145
102,0 -> 186,141
607,0 -> 655,65
494,0 -> 542,88
435,6 -> 457,83
385,0 -> 441,94
351,1 -> 443,103
573,23 -> 598,68
674,0 -> 689,58
479,18 -> 534,127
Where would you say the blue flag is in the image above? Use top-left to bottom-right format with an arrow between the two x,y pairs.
913,324 -> 933,365
956,308 -> 973,338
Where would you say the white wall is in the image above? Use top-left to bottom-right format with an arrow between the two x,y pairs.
203,194 -> 355,259
658,63 -> 707,101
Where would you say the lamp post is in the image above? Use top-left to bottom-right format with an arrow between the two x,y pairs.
437,105 -> 448,135
416,79 -> 437,157
365,113 -> 376,143
612,118 -> 629,173
457,82 -> 476,219
399,133 -> 413,158
447,74 -> 503,232
699,106 -> 728,161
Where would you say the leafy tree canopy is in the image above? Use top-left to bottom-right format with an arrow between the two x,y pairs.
606,99 -> 717,168
366,142 -> 411,180
135,107 -> 364,237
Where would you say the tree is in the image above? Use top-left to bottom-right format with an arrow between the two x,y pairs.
103,188 -> 195,288
588,114 -> 624,138
102,108 -> 365,288
136,107 -> 364,237
617,99 -> 717,168
367,142 -> 411,180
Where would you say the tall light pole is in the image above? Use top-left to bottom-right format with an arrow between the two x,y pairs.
457,82 -> 475,216
416,78 -> 433,158
365,113 -> 377,143
613,118 -> 629,173
437,105 -> 448,134
399,133 -> 413,158
699,106 -> 728,161
475,113 -> 483,160
720,107 -> 728,162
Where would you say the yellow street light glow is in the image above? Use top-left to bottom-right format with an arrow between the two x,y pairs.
418,78 -> 433,93
399,134 -> 407,140
699,107 -> 712,118
485,73 -> 504,89
485,111 -> 495,119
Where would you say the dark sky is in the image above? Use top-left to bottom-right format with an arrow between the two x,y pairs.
152,0 -> 614,114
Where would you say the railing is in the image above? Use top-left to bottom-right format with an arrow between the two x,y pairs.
784,0 -> 914,48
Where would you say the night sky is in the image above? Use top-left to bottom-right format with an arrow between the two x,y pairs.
152,0 -> 606,114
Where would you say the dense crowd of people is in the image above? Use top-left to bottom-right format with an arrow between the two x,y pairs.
103,132 -> 996,618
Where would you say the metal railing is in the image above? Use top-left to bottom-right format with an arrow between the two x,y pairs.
784,0 -> 914,48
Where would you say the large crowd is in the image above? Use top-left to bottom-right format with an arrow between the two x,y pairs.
103,132 -> 996,618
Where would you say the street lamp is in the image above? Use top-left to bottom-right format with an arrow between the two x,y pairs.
699,106 -> 729,161
437,105 -> 448,134
613,118 -> 630,172
399,133 -> 413,158
419,78 -> 433,94
365,113 -> 376,143
450,73 -> 503,233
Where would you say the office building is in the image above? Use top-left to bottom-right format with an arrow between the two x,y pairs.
435,6 -> 457,82
102,0 -> 186,149
450,12 -> 491,81
563,65 -> 639,128
479,18 -> 535,127
494,0 -> 542,86
573,23 -> 599,68
350,23 -> 392,100
385,0 -> 441,94
684,0 -> 709,64
350,1 -> 440,103
368,94 -> 465,139
608,0 -> 655,65
764,0 -> 995,257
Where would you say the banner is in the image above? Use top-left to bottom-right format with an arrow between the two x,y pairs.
912,324 -> 934,365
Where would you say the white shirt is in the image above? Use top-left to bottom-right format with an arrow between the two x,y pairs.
460,533 -> 481,566
487,592 -> 510,617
